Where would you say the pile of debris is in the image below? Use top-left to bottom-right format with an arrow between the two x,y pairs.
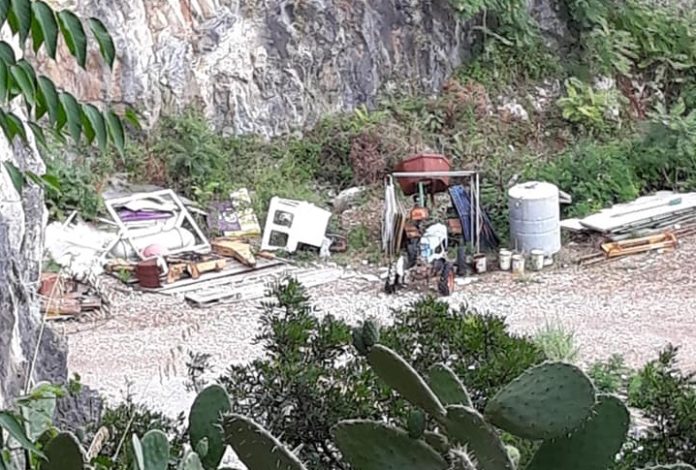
38,272 -> 108,320
43,185 -> 347,315
562,191 -> 696,264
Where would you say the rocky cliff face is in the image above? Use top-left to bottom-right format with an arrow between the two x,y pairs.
38,0 -> 568,136
0,114 -> 67,408
40,0 -> 483,136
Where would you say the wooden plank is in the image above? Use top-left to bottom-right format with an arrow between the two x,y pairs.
137,258 -> 283,293
186,268 -> 345,307
580,193 -> 696,232
160,265 -> 290,295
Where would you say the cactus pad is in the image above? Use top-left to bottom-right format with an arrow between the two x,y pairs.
505,445 -> 520,468
40,432 -> 85,470
451,448 -> 478,470
21,383 -> 57,441
179,451 -> 205,470
352,327 -> 368,355
484,362 -> 595,440
362,320 -> 380,347
141,430 -> 170,470
333,420 -> 447,470
367,345 -> 446,419
640,466 -> 696,470
407,410 -> 426,439
423,431 -> 449,454
526,394 -> 629,470
222,413 -> 307,470
428,364 -> 473,407
188,385 -> 231,469
444,405 -> 514,470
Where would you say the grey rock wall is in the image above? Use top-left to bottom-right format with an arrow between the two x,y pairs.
0,121 -> 68,409
40,0 -> 480,136
37,0 -> 568,137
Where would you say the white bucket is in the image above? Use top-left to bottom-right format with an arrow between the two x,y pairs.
499,249 -> 512,271
474,254 -> 487,274
511,254 -> 525,275
529,249 -> 545,271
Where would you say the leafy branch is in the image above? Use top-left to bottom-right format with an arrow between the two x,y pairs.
0,0 -> 129,193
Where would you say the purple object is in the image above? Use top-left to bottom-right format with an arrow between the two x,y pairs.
118,209 -> 173,222
208,201 -> 242,233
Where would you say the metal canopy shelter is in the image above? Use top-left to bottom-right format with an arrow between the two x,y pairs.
390,170 -> 481,253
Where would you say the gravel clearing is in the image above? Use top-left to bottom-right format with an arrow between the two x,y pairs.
61,235 -> 696,417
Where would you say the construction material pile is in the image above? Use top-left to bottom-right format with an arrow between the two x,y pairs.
562,191 -> 696,240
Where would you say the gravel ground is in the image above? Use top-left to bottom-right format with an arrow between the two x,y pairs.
60,235 -> 696,418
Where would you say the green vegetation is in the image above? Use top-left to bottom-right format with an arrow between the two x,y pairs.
0,0 -> 126,194
533,321 -> 579,362
0,279 -> 695,469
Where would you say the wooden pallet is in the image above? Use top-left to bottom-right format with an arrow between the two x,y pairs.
185,268 -> 345,307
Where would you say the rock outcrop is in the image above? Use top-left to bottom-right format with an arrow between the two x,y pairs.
38,0 -> 486,136
0,117 -> 68,408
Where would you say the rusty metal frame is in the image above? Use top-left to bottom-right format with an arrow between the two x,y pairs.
391,170 -> 481,253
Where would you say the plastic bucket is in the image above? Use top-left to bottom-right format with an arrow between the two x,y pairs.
511,254 -> 525,275
529,249 -> 545,271
473,254 -> 487,274
499,249 -> 512,271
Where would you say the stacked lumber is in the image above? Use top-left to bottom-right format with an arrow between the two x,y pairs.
562,191 -> 696,240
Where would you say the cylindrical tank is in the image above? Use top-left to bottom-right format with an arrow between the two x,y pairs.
508,181 -> 561,256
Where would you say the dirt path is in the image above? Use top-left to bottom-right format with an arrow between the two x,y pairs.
61,236 -> 696,417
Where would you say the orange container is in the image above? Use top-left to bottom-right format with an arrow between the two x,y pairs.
394,154 -> 451,195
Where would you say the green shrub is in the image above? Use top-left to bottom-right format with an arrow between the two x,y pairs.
588,354 -> 631,394
44,155 -> 111,221
556,77 -> 626,134
214,280 -> 545,468
615,345 -> 696,468
380,298 -> 546,409
533,321 -> 580,363
527,139 -> 640,218
94,395 -> 186,469
633,100 -> 696,192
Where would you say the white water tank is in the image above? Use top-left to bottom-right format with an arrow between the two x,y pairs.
508,181 -> 561,255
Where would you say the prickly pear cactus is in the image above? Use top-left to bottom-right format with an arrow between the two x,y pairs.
188,385 -> 232,469
179,450 -> 205,470
362,320 -> 380,347
132,433 -> 145,470
484,362 -> 595,440
194,437 -> 209,459
428,363 -> 473,407
332,420 -> 448,470
140,430 -> 170,470
504,445 -> 520,468
423,431 -> 449,454
444,406 -> 514,470
40,432 -> 85,470
222,413 -> 307,470
407,410 -> 426,439
21,383 -> 57,441
451,448 -> 478,470
526,394 -> 630,470
640,466 -> 696,470
367,345 -> 446,419
352,327 -> 368,355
